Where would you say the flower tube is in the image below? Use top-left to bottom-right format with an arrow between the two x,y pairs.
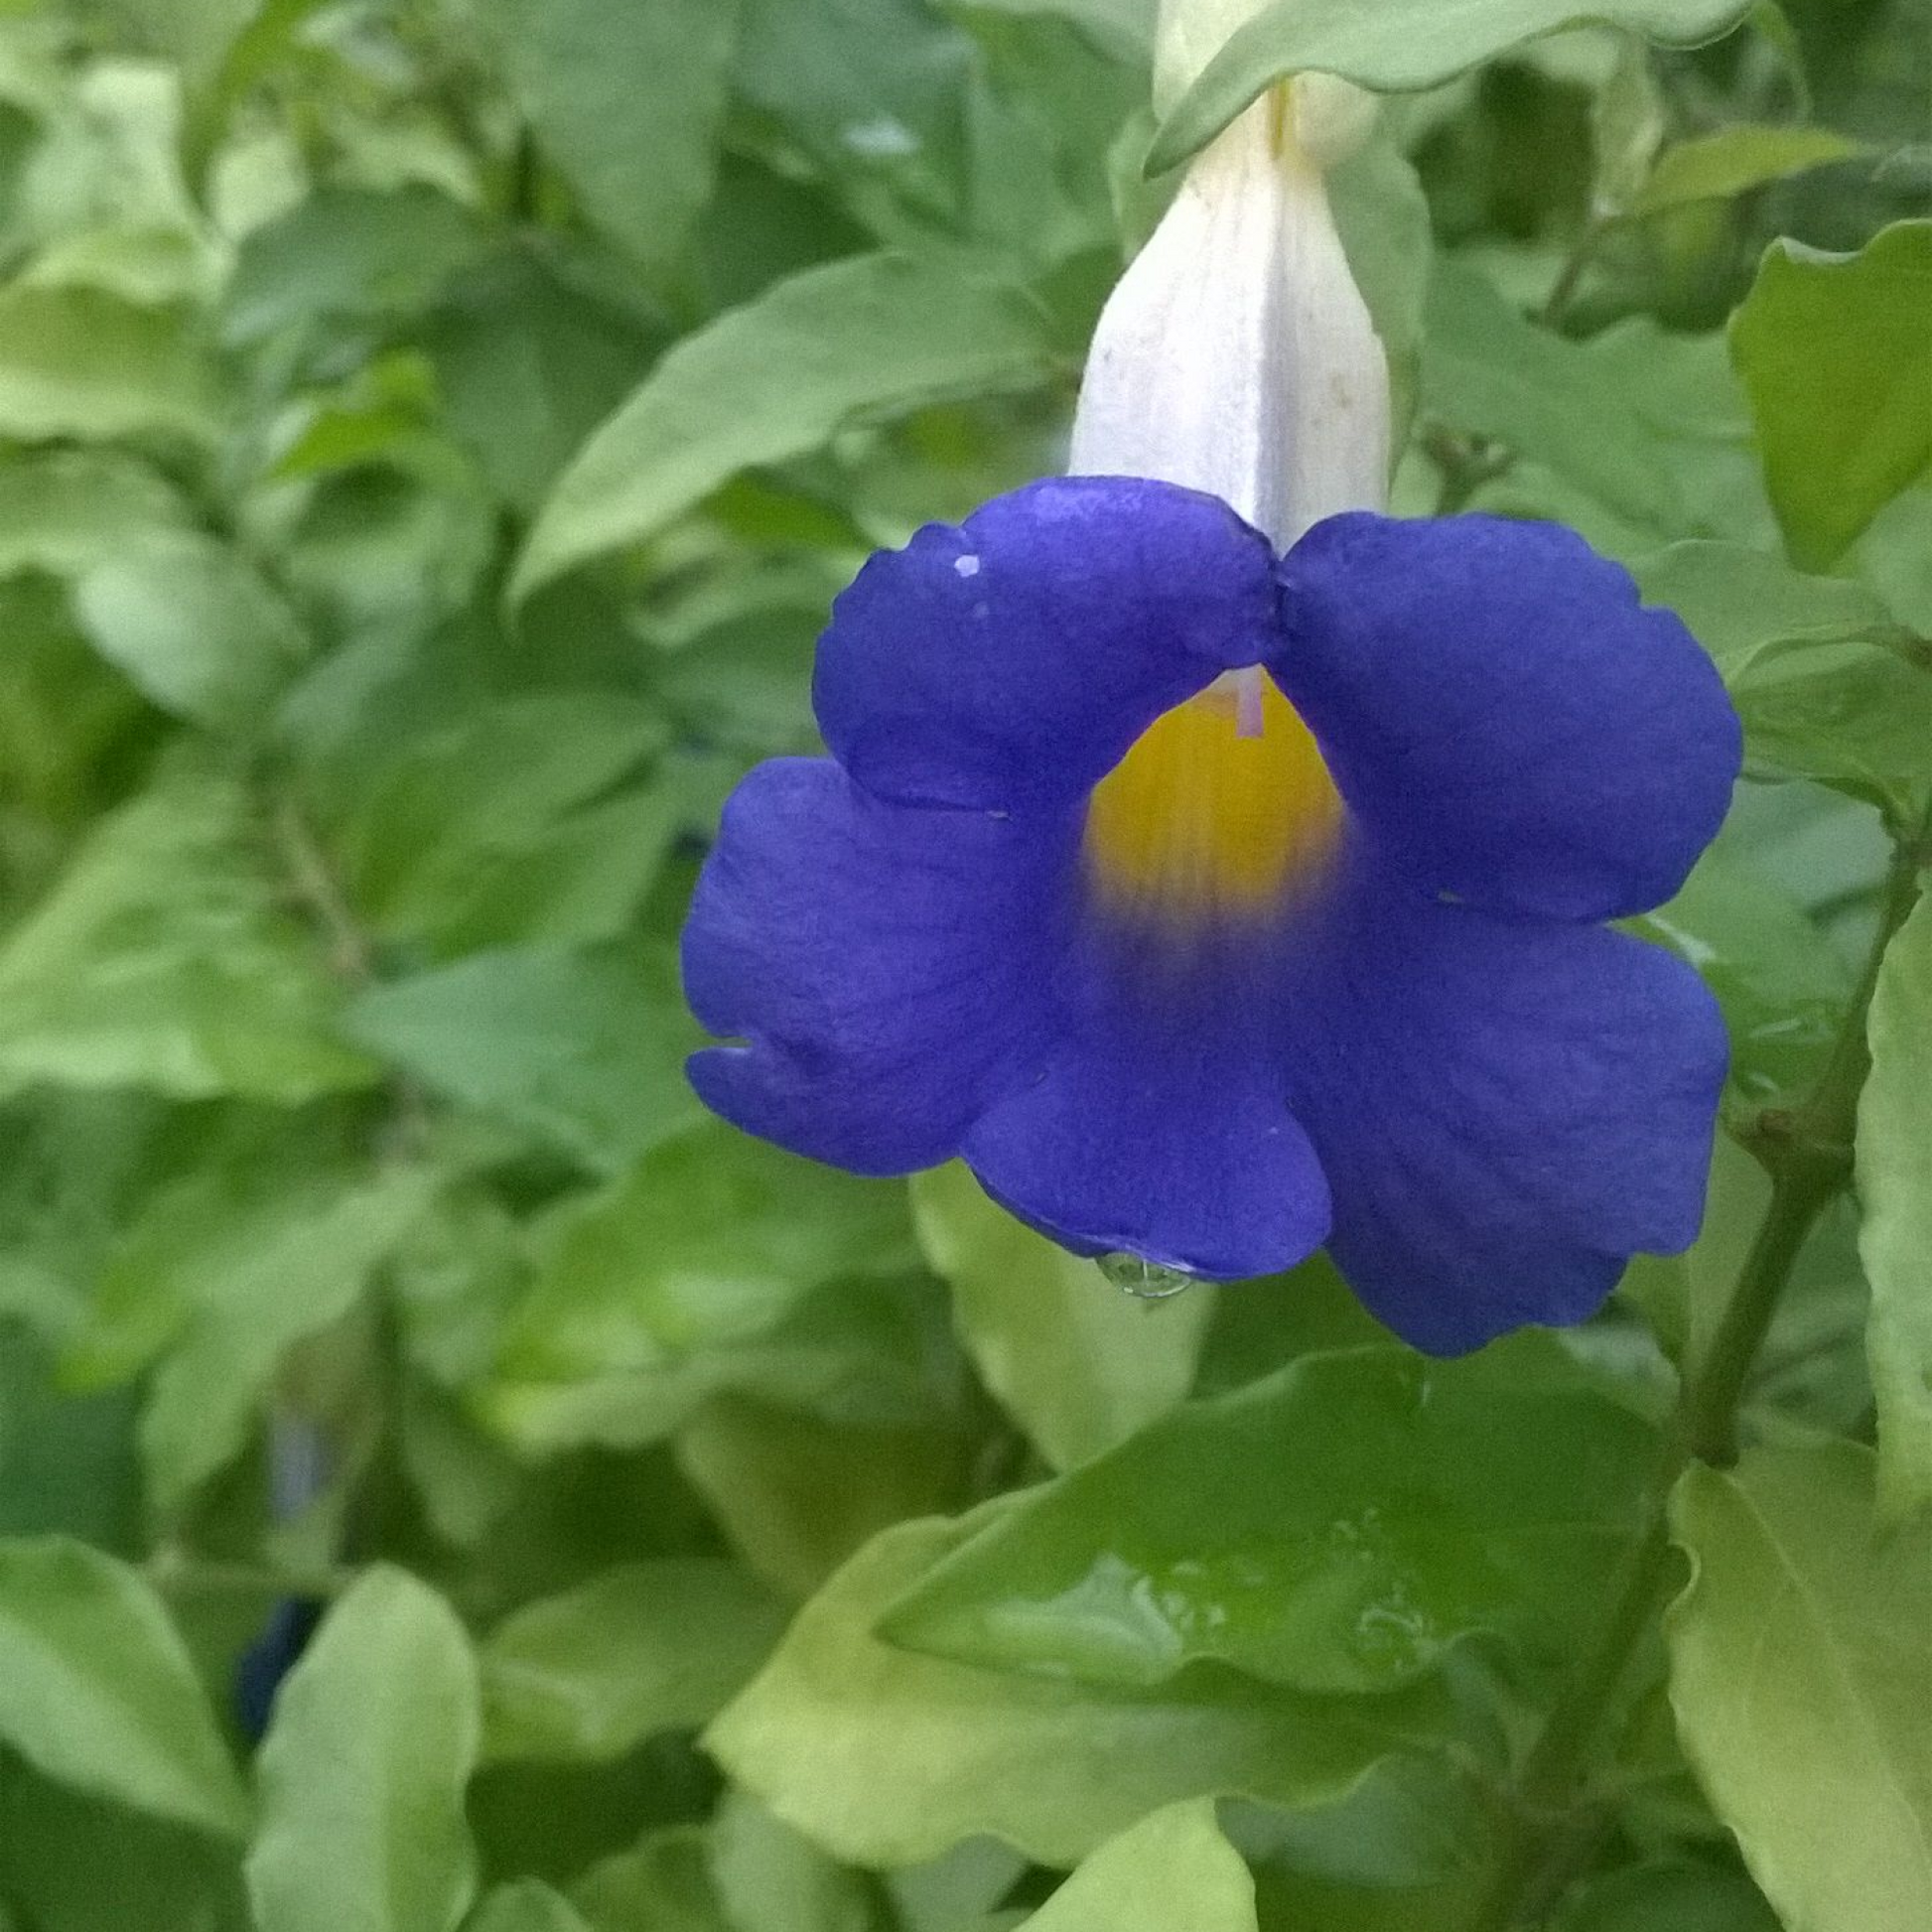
679,68 -> 1740,1355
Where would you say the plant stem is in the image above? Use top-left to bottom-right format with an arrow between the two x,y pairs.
1461,815 -> 1929,1930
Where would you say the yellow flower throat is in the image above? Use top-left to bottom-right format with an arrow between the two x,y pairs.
1082,670 -> 1343,927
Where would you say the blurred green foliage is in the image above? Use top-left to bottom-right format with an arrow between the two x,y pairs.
0,1 -> 1925,1928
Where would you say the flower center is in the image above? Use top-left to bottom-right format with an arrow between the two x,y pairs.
1082,669 -> 1344,927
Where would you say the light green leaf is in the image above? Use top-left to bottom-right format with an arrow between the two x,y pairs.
343,943 -> 703,1176
132,1163 -> 438,1513
0,1538 -> 248,1837
491,0 -> 739,272
1630,124 -> 1862,215
248,1567 -> 482,1932
511,252 -> 1058,607
0,759 -> 377,1103
882,1342 -> 1653,1695
1730,221 -> 1932,569
912,1164 -> 1209,1472
467,1881 -> 594,1932
1666,1443 -> 1932,1932
1023,1802 -> 1255,1930
1148,0 -> 1753,174
0,285 -> 220,445
480,1561 -> 788,1765
72,532 -> 310,734
707,1511 -> 1455,1868
1858,891 -> 1932,1519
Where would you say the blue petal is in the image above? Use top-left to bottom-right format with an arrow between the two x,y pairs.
1279,854 -> 1727,1354
961,929 -> 1333,1280
1275,513 -> 1741,922
682,759 -> 1070,1174
815,477 -> 1279,813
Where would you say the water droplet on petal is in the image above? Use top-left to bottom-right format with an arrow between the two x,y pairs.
1098,1253 -> 1197,1301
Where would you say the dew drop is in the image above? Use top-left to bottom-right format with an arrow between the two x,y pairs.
1098,1253 -> 1197,1301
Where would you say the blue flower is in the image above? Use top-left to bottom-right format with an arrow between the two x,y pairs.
680,478 -> 1741,1354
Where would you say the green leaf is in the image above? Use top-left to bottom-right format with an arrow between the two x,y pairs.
1147,0 -> 1753,174
1629,124 -> 1862,215
0,286 -> 220,445
490,0 -> 739,273
480,1561 -> 788,1765
511,252 -> 1058,607
707,1511 -> 1456,1867
1022,1802 -> 1255,1930
1554,1861 -> 1778,1932
1730,221 -> 1932,569
0,1537 -> 248,1837
881,1343 -> 1653,1696
134,1162 -> 439,1513
1858,891 -> 1932,1519
0,759 -> 377,1103
911,1164 -> 1209,1471
467,1881 -> 594,1932
0,449 -> 192,578
710,1791 -> 877,1932
571,1828 -> 733,1932
72,532 -> 310,735
1631,539 -> 1901,686
678,1394 -> 969,1597
337,695 -> 676,958
1631,845 -> 1851,1110
223,186 -> 489,345
1666,1443 -> 1932,1932
495,1122 -> 916,1391
248,1566 -> 482,1932
343,943 -> 703,1175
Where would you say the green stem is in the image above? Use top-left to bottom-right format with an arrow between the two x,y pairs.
1461,816 -> 1929,1930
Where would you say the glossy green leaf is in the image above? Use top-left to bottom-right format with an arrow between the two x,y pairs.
248,1567 -> 482,1932
912,1164 -> 1210,1471
1667,1444 -> 1932,1932
480,1561 -> 788,1764
0,286 -> 220,446
491,0 -> 739,272
511,252 -> 1058,606
467,1881 -> 594,1932
1630,124 -> 1862,215
707,1511 -> 1456,1867
0,1538 -> 248,1837
1147,0 -> 1753,173
0,759 -> 376,1103
1023,1802 -> 1256,1930
1730,221 -> 1932,569
882,1343 -> 1653,1695
1858,891 -> 1932,1519
343,943 -> 703,1175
